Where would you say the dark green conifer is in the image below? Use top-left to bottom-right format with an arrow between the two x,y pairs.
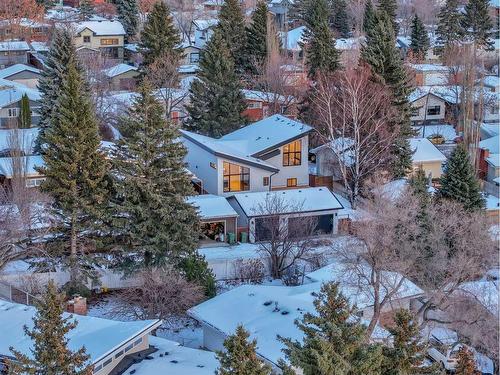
19,94 -> 31,129
79,0 -> 95,21
330,0 -> 350,37
461,0 -> 494,49
185,29 -> 247,137
410,14 -> 430,59
9,281 -> 92,375
217,0 -> 247,74
435,0 -> 464,52
245,1 -> 273,74
378,0 -> 399,35
116,0 -> 139,40
139,1 -> 182,69
280,282 -> 383,374
215,325 -> 273,375
438,144 -> 485,211
363,0 -> 376,33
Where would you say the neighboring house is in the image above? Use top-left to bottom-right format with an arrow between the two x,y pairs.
104,63 -> 139,91
0,300 -> 162,375
397,36 -> 440,62
479,135 -> 500,184
479,76 -> 500,123
73,20 -> 126,61
268,0 -> 294,30
180,115 -> 313,195
412,124 -> 458,144
242,89 -> 294,121
0,19 -> 50,43
0,79 -> 41,128
409,138 -> 447,179
0,154 -> 44,188
309,138 -> 354,183
409,87 -> 451,125
409,63 -> 450,86
188,194 -> 239,244
226,187 -> 344,242
0,41 -> 30,67
180,43 -> 202,66
188,262 -> 421,370
0,64 -> 41,89
192,19 -> 218,49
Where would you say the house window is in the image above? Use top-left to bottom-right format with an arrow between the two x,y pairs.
114,350 -> 124,359
210,162 -> 217,169
426,105 -> 441,116
189,53 -> 200,63
134,338 -> 142,346
223,161 -> 250,192
83,35 -> 90,43
124,343 -> 134,353
100,38 -> 119,46
287,178 -> 297,187
283,140 -> 302,166
263,176 -> 269,186
411,107 -> 420,117
102,358 -> 112,367
247,102 -> 262,109
7,108 -> 18,117
25,178 -> 45,188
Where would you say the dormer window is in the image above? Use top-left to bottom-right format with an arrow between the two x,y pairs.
283,139 -> 302,166
83,36 -> 90,43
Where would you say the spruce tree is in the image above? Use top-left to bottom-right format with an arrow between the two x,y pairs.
38,61 -> 109,290
438,144 -> 485,211
330,0 -> 350,38
19,94 -> 31,129
245,1 -> 272,74
382,309 -> 439,374
178,252 -> 217,297
455,347 -> 480,375
36,28 -> 78,152
217,0 -> 247,74
361,11 -> 413,177
116,0 -> 139,40
363,0 -> 376,34
461,0 -> 494,49
409,168 -> 430,197
303,0 -> 341,78
111,84 -> 200,270
185,29 -> 247,137
378,0 -> 399,35
9,281 -> 92,375
435,0 -> 464,52
215,325 -> 273,375
410,14 -> 430,59
79,0 -> 95,21
139,1 -> 182,69
280,282 -> 383,375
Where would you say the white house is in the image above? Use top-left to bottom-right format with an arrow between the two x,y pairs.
188,262 -> 421,371
226,187 -> 344,242
409,87 -> 451,124
0,300 -> 162,375
180,115 -> 313,195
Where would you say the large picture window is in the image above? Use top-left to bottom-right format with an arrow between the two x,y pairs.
283,140 -> 302,166
223,161 -> 250,192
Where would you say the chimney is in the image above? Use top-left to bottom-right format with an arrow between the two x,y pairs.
66,295 -> 87,316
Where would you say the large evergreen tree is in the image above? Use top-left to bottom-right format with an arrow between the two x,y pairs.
378,0 -> 399,35
435,0 -> 464,52
303,0 -> 341,78
79,0 -> 95,21
330,0 -> 350,38
116,0 -> 139,40
19,94 -> 31,129
217,0 -> 247,74
363,0 -> 376,34
382,309 -> 439,374
438,144 -> 485,211
38,60 -> 109,291
111,84 -> 200,269
215,325 -> 273,375
9,281 -> 92,375
280,282 -> 383,375
139,1 -> 181,69
185,29 -> 247,137
245,1 -> 272,74
36,28 -> 78,152
409,14 -> 430,59
461,0 -> 494,49
361,11 -> 413,177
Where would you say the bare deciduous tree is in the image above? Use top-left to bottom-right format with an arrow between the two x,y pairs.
250,193 -> 318,279
114,266 -> 204,323
0,0 -> 44,42
312,66 -> 397,208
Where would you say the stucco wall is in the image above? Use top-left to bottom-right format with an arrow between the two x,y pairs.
411,160 -> 444,179
410,94 -> 446,123
182,138 -> 219,195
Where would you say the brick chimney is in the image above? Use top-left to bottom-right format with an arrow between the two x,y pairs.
66,295 -> 87,316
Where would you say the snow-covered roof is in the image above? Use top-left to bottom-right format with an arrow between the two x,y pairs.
188,194 -> 238,219
485,153 -> 500,168
220,114 -> 312,156
29,41 -> 49,53
241,89 -> 290,104
104,63 -> 138,78
412,124 -> 458,143
409,138 -> 447,163
372,178 -> 409,201
189,262 -> 418,366
485,194 -> 500,210
479,134 -> 500,154
490,0 -> 499,8
457,272 -> 499,315
481,122 -> 500,139
192,19 -> 218,30
481,75 -> 499,89
74,20 -> 126,36
0,78 -> 41,107
408,63 -> 449,72
0,300 -> 161,365
127,336 -> 217,375
284,26 -> 306,51
0,41 -> 30,52
336,37 -> 364,50
178,64 -> 200,74
0,127 -> 39,154
0,64 -> 41,79
230,187 -> 343,217
0,155 -> 44,178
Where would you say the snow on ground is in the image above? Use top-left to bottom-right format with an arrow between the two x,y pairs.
127,335 -> 217,375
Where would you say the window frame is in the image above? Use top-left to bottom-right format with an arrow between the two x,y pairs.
100,38 -> 119,46
223,161 -> 250,192
426,105 -> 441,116
282,139 -> 302,166
287,178 -> 297,187
263,176 -> 269,186
83,35 -> 91,43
